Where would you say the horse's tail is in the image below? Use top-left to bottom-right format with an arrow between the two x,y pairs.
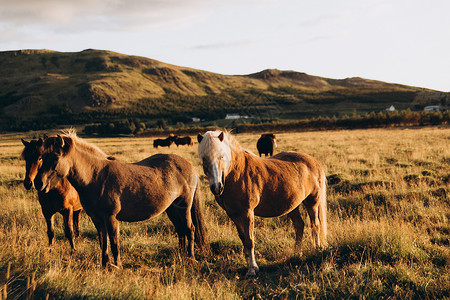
191,178 -> 210,254
318,168 -> 328,247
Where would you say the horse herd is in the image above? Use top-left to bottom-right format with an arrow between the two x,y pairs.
20,131 -> 327,277
153,134 -> 194,148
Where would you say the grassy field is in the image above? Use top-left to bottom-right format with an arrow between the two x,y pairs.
0,127 -> 449,299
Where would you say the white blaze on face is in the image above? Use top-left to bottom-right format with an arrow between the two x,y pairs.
209,159 -> 221,188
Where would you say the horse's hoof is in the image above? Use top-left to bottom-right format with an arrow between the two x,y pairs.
108,263 -> 121,270
245,269 -> 257,278
187,257 -> 198,264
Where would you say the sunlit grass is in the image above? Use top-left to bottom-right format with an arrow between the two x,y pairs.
0,127 -> 448,298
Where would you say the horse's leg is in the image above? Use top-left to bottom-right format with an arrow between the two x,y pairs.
166,206 -> 187,255
73,209 -> 82,238
44,213 -> 55,246
92,217 -> 109,267
287,205 -> 305,255
62,208 -> 76,251
184,204 -> 195,259
304,199 -> 322,249
229,210 -> 259,277
105,215 -> 122,268
166,201 -> 195,259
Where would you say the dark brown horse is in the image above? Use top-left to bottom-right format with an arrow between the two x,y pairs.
153,134 -> 177,148
174,136 -> 194,147
21,138 -> 82,250
35,132 -> 209,268
256,133 -> 277,157
198,130 -> 327,276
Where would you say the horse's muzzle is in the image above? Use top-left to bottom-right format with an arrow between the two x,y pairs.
23,178 -> 33,190
210,182 -> 224,196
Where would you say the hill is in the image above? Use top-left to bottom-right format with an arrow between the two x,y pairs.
0,49 -> 446,130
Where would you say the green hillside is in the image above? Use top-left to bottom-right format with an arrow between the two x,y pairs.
0,49 -> 446,130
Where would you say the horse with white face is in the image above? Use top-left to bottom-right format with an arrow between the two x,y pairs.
197,130 -> 327,277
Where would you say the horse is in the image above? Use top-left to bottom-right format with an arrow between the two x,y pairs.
153,134 -> 177,148
256,133 -> 277,157
21,137 -> 83,251
197,130 -> 327,277
174,136 -> 194,147
35,132 -> 209,268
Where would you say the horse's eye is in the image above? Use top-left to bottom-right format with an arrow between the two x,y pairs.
38,157 -> 42,161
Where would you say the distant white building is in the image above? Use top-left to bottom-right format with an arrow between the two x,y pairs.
225,114 -> 249,120
192,117 -> 201,122
424,105 -> 441,112
385,105 -> 395,111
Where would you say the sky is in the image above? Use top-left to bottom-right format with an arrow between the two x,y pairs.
0,0 -> 449,92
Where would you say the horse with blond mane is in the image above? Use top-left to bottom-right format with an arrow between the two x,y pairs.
35,131 -> 209,268
197,130 -> 327,277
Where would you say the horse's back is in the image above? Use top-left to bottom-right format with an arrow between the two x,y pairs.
270,151 -> 323,173
135,153 -> 195,173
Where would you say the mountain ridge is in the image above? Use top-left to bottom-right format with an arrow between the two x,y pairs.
0,49 -> 446,130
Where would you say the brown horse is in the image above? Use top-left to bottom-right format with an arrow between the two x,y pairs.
256,133 -> 277,157
174,136 -> 194,147
35,132 -> 209,268
21,137 -> 82,250
197,130 -> 327,276
153,134 -> 177,148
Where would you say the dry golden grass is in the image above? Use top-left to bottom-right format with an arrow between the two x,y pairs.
0,127 -> 448,299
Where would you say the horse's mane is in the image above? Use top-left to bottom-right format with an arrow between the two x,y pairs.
59,129 -> 110,159
198,130 -> 244,158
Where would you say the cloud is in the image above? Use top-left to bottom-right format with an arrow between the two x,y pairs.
0,0 -> 210,32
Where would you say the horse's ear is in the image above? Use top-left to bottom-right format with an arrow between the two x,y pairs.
37,138 -> 44,146
197,134 -> 203,143
218,132 -> 224,142
56,135 -> 65,148
43,133 -> 48,139
21,139 -> 29,146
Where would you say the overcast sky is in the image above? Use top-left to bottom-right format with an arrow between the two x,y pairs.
1,0 -> 448,91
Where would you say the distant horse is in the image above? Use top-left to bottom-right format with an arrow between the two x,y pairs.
153,134 -> 177,148
175,136 -> 194,147
21,137 -> 82,250
35,132 -> 209,268
256,133 -> 277,157
197,130 -> 327,277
